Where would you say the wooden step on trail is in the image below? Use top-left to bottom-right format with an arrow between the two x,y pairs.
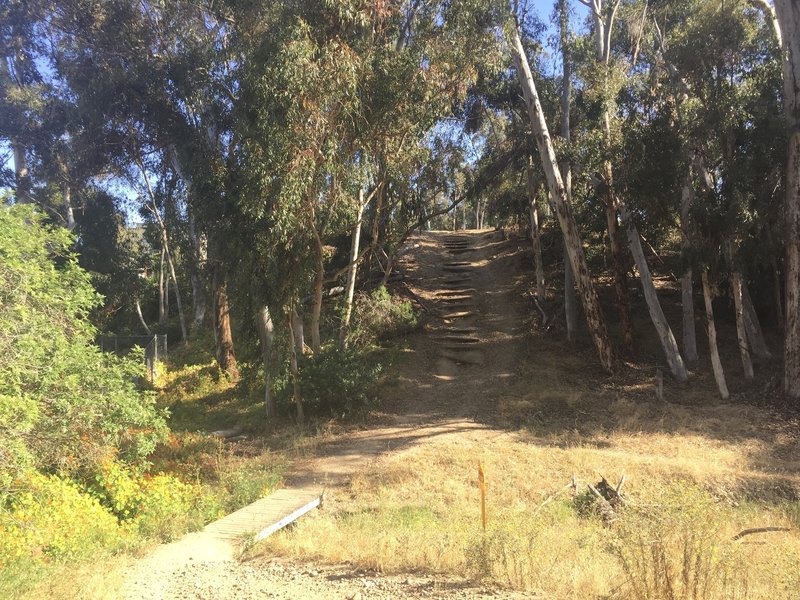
203,488 -> 322,542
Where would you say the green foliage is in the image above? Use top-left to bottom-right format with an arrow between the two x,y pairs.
348,285 -> 418,347
296,346 -> 383,418
0,471 -> 127,597
87,458 -> 223,541
0,205 -> 167,482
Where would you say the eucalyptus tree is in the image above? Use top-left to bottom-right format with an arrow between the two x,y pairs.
773,0 -> 800,401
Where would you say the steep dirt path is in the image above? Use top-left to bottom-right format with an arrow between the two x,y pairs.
118,230 -> 533,599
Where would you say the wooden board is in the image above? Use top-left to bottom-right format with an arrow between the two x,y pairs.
203,488 -> 322,542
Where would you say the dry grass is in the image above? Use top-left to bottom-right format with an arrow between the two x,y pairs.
259,391 -> 800,598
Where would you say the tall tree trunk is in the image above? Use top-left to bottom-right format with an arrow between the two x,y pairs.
775,0 -> 800,400
292,307 -> 305,356
340,190 -> 366,349
526,162 -> 546,300
158,246 -> 167,325
772,254 -> 784,329
1,56 -> 31,204
310,236 -> 324,356
725,241 -> 754,380
256,305 -> 275,419
169,147 -> 207,328
679,167 -> 699,364
741,284 -> 772,362
558,0 -> 578,342
620,205 -> 688,382
606,197 -> 634,351
212,263 -> 239,381
165,242 -> 188,343
731,269 -> 755,381
508,19 -> 615,372
188,211 -> 207,328
287,308 -> 305,423
702,271 -> 730,400
63,183 -> 75,231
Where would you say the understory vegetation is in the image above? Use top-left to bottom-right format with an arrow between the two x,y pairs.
4,0 -> 800,598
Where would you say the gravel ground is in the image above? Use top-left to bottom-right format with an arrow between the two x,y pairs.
154,557 -> 533,600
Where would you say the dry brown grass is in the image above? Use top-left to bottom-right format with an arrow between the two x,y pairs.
260,386 -> 800,598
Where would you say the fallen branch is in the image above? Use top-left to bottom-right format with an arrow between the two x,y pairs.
732,527 -> 792,541
588,483 -> 617,520
532,481 -> 575,515
531,295 -> 548,326
211,425 -> 243,439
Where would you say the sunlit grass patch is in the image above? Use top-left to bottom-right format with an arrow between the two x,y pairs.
256,425 -> 800,599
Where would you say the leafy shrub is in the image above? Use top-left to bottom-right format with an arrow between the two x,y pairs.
215,459 -> 283,513
297,347 -> 382,417
88,458 -> 219,541
0,205 -> 167,481
348,285 -> 418,347
0,472 -> 125,597
611,484 -> 749,600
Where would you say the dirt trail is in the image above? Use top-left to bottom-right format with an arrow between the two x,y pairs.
118,230 -> 532,599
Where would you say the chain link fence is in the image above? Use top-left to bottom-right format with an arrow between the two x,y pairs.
97,334 -> 168,381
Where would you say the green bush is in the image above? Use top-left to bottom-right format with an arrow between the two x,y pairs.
0,205 -> 167,483
0,472 -> 126,597
296,347 -> 383,418
88,458 -> 219,541
348,285 -> 418,347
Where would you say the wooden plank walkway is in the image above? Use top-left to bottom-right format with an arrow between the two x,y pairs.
203,488 -> 322,542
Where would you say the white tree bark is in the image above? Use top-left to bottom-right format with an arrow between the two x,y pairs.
725,242 -> 754,380
287,307 -> 305,422
339,189 -> 366,349
136,156 -> 187,342
620,204 -> 688,382
63,182 -> 75,231
558,0 -> 578,342
508,16 -> 615,372
702,271 -> 730,400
